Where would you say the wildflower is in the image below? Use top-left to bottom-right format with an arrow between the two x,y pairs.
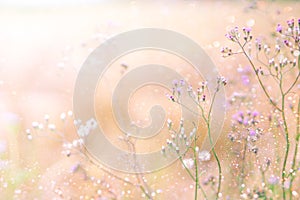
77,124 -> 90,137
187,85 -> 193,93
276,24 -> 283,33
179,79 -> 185,86
167,119 -> 172,129
70,162 -> 80,173
169,95 -> 175,102
225,33 -> 234,41
198,150 -> 211,161
176,87 -> 182,95
269,58 -> 275,67
255,38 -> 262,51
44,114 -> 50,122
86,118 -> 98,130
287,19 -> 294,28
60,112 -> 66,121
251,146 -> 258,154
268,175 -> 279,185
221,47 -> 233,56
226,27 -> 240,42
67,110 -> 73,117
218,76 -> 227,86
73,119 -> 82,126
252,111 -> 259,117
242,27 -> 251,34
203,175 -> 216,185
161,146 -> 165,154
284,40 -> 290,47
172,79 -> 178,86
182,158 -> 194,169
241,75 -> 250,85
275,44 -> 280,53
32,121 -> 39,129
249,129 -> 256,137
48,124 -> 56,131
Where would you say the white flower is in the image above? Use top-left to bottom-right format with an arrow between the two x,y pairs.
48,124 -> 56,131
32,121 -> 39,129
198,150 -> 211,162
67,110 -> 73,117
77,118 -> 98,137
182,158 -> 194,169
73,119 -> 82,126
86,118 -> 98,129
38,123 -> 44,130
44,114 -> 50,121
77,125 -> 90,137
60,112 -> 66,121
167,119 -> 172,128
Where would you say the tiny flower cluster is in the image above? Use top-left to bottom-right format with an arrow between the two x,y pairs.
225,26 -> 252,43
276,19 -> 300,57
26,111 -> 73,140
163,117 -> 212,170
166,79 -> 186,102
162,118 -> 194,155
232,110 -> 259,127
62,138 -> 84,157
75,118 -> 98,137
229,110 -> 263,155
225,27 -> 240,42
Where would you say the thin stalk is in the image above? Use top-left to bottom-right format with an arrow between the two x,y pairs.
237,39 -> 296,200
239,138 -> 248,193
193,135 -> 199,200
237,41 -> 282,112
279,74 -> 290,200
189,84 -> 223,199
179,156 -> 208,199
289,98 -> 300,200
206,86 -> 222,199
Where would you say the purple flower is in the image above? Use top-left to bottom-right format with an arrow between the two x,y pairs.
242,27 -> 251,34
238,111 -> 244,118
243,117 -> 249,126
70,163 -> 80,173
255,38 -> 262,51
287,19 -> 294,28
276,24 -> 282,33
268,175 -> 279,185
284,40 -> 289,47
179,79 -> 185,86
249,129 -> 256,136
252,111 -> 259,117
241,75 -> 250,85
176,87 -> 182,94
172,79 -> 178,86
225,33 -> 234,41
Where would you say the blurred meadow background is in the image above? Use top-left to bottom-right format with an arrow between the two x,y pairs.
0,0 -> 299,199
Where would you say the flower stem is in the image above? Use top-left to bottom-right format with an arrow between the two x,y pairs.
179,155 -> 208,199
237,40 -> 294,200
207,86 -> 222,199
239,138 -> 248,193
193,137 -> 199,200
289,97 -> 300,200
279,72 -> 290,200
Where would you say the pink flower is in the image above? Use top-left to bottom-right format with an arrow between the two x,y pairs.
276,24 -> 283,33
